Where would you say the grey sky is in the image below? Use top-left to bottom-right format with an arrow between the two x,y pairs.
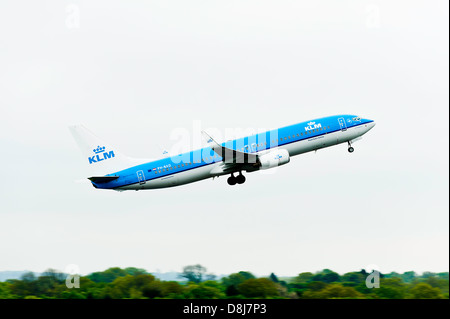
0,0 -> 448,277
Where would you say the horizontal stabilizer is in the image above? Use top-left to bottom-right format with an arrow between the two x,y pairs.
88,176 -> 119,183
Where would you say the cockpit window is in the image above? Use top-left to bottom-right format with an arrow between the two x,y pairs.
353,117 -> 361,121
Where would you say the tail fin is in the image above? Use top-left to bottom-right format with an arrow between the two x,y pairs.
69,125 -> 134,176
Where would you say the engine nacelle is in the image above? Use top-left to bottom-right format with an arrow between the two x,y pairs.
258,149 -> 290,170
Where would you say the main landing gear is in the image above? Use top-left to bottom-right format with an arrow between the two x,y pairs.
348,141 -> 354,153
227,172 -> 246,185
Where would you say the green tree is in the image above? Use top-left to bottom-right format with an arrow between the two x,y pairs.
160,281 -> 184,298
374,277 -> 407,299
400,271 -> 417,283
124,267 -> 148,276
269,273 -> 279,283
436,272 -> 449,280
222,271 -> 255,297
311,269 -> 341,283
307,281 -> 328,292
179,264 -> 212,284
302,284 -> 363,299
185,281 -> 224,299
21,272 -> 37,283
237,278 -> 279,298
104,274 -> 157,299
61,290 -> 87,299
322,272 -> 341,283
142,281 -> 164,299
287,282 -> 308,298
293,272 -> 314,283
87,267 -> 129,283
34,270 -> 66,298
409,283 -> 444,299
8,270 -> 65,298
424,276 -> 449,295
76,277 -> 102,299
341,272 -> 365,285
0,282 -> 14,299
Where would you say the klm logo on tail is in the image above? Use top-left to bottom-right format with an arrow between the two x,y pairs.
89,146 -> 115,164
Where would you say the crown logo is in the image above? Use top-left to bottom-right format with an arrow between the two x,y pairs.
93,146 -> 106,154
307,122 -> 315,126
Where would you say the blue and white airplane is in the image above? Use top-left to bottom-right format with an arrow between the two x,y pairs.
69,115 -> 375,191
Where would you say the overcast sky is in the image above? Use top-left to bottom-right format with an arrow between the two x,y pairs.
0,0 -> 448,277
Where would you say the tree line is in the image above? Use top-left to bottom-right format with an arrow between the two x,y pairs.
0,265 -> 448,299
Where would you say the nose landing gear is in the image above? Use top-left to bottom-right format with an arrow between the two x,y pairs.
348,141 -> 354,153
227,172 -> 246,185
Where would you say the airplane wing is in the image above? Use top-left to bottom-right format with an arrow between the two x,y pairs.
201,131 -> 261,176
201,131 -> 258,164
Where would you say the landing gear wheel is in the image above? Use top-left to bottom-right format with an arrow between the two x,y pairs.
347,141 -> 354,153
236,174 -> 246,184
227,175 -> 237,185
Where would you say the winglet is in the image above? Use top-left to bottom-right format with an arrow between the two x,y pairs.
201,131 -> 220,150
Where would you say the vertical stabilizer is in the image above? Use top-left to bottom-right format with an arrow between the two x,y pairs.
69,125 -> 133,176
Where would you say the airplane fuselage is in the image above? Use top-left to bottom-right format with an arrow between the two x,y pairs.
90,115 -> 375,190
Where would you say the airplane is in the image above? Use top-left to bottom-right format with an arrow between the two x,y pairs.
69,115 -> 375,191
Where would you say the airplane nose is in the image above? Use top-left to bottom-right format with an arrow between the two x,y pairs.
367,121 -> 376,130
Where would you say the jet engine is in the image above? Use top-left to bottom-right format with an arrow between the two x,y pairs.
258,149 -> 290,170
